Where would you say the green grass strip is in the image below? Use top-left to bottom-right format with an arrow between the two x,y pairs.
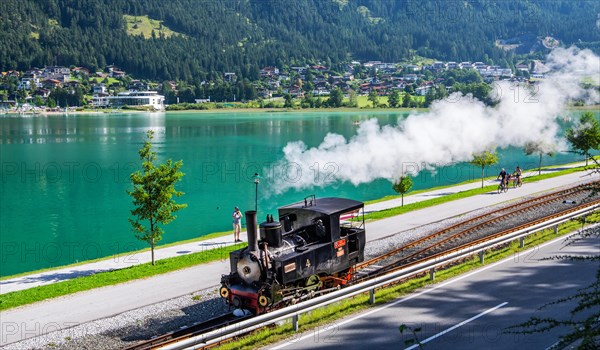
363,165 -> 588,221
0,243 -> 244,311
218,213 -> 600,350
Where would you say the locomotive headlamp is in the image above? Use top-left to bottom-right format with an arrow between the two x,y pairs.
219,286 -> 229,299
258,295 -> 269,307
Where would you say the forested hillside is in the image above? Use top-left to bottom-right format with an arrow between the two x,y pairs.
1,0 -> 598,82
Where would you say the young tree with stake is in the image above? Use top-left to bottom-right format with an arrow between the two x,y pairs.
392,175 -> 414,207
470,150 -> 499,188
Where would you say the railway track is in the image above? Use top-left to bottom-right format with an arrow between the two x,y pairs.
353,182 -> 599,280
121,312 -> 250,350
122,182 -> 599,350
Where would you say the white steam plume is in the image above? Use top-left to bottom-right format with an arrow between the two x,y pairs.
270,47 -> 600,193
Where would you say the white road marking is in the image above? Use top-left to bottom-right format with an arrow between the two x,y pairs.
404,301 -> 508,350
271,232 -> 580,350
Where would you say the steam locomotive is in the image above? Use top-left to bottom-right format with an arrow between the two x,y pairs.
219,196 -> 366,314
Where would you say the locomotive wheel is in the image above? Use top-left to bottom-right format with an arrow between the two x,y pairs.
219,286 -> 229,299
305,274 -> 321,289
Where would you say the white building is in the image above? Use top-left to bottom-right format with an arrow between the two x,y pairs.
91,94 -> 110,107
108,91 -> 165,110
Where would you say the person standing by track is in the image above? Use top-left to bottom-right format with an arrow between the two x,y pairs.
232,207 -> 243,242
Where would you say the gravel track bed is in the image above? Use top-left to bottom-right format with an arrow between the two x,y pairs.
5,184 -> 596,350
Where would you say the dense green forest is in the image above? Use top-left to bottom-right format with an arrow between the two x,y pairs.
1,0 -> 598,82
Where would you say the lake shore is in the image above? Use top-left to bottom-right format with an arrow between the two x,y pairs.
3,103 -> 597,117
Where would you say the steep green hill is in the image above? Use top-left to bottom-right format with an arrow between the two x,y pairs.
1,0 -> 598,81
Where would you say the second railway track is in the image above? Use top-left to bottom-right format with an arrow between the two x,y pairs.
354,182 -> 599,280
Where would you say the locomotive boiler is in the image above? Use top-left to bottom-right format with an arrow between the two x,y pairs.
219,196 -> 366,314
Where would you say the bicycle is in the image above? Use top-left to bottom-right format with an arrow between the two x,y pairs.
497,179 -> 509,193
512,176 -> 522,188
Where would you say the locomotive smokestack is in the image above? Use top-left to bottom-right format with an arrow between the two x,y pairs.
245,210 -> 259,252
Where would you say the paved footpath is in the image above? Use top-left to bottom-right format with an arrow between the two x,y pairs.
0,165 -> 598,345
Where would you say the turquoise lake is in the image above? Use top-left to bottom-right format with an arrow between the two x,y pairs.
0,110 -> 593,276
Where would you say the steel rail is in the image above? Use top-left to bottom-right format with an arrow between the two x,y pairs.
355,183 -> 595,271
371,198 -> 600,278
368,190 -> 599,275
159,201 -> 599,350
122,312 -> 249,350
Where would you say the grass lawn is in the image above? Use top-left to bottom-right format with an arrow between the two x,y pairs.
354,94 -> 425,108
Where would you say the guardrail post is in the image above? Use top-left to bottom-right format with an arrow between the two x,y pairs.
292,314 -> 299,332
369,289 -> 375,304
554,225 -> 558,234
429,268 -> 435,281
479,251 -> 485,264
519,237 -> 525,248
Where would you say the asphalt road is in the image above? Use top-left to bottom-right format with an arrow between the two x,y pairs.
0,170 -> 597,346
269,232 -> 600,350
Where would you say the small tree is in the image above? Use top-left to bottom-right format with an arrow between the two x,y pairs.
566,112 -> 600,166
402,93 -> 412,108
283,93 -> 293,108
388,90 -> 401,108
392,175 -> 414,206
470,151 -> 499,188
128,130 -> 187,265
327,87 -> 344,107
368,90 -> 379,108
524,141 -> 556,175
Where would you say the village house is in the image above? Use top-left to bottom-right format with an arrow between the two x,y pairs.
129,80 -> 149,91
363,61 -> 382,68
516,63 -> 530,72
446,62 -> 458,69
110,70 -> 126,78
71,67 -> 90,77
290,66 -> 308,74
34,88 -> 51,98
93,84 -> 108,94
91,93 -> 110,108
43,66 -> 71,82
432,61 -> 446,70
260,66 -> 280,78
311,65 -> 327,72
42,79 -> 62,89
224,72 -> 236,82
403,64 -> 420,72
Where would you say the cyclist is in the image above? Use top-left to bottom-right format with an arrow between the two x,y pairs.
497,168 -> 509,191
512,165 -> 523,187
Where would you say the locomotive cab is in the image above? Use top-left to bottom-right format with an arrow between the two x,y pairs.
220,196 -> 365,314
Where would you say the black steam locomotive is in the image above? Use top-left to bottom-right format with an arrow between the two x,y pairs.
220,196 -> 366,314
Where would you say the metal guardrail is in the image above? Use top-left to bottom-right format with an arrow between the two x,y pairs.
161,203 -> 600,350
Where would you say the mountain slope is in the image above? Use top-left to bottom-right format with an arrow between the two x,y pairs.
0,0 -> 598,81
